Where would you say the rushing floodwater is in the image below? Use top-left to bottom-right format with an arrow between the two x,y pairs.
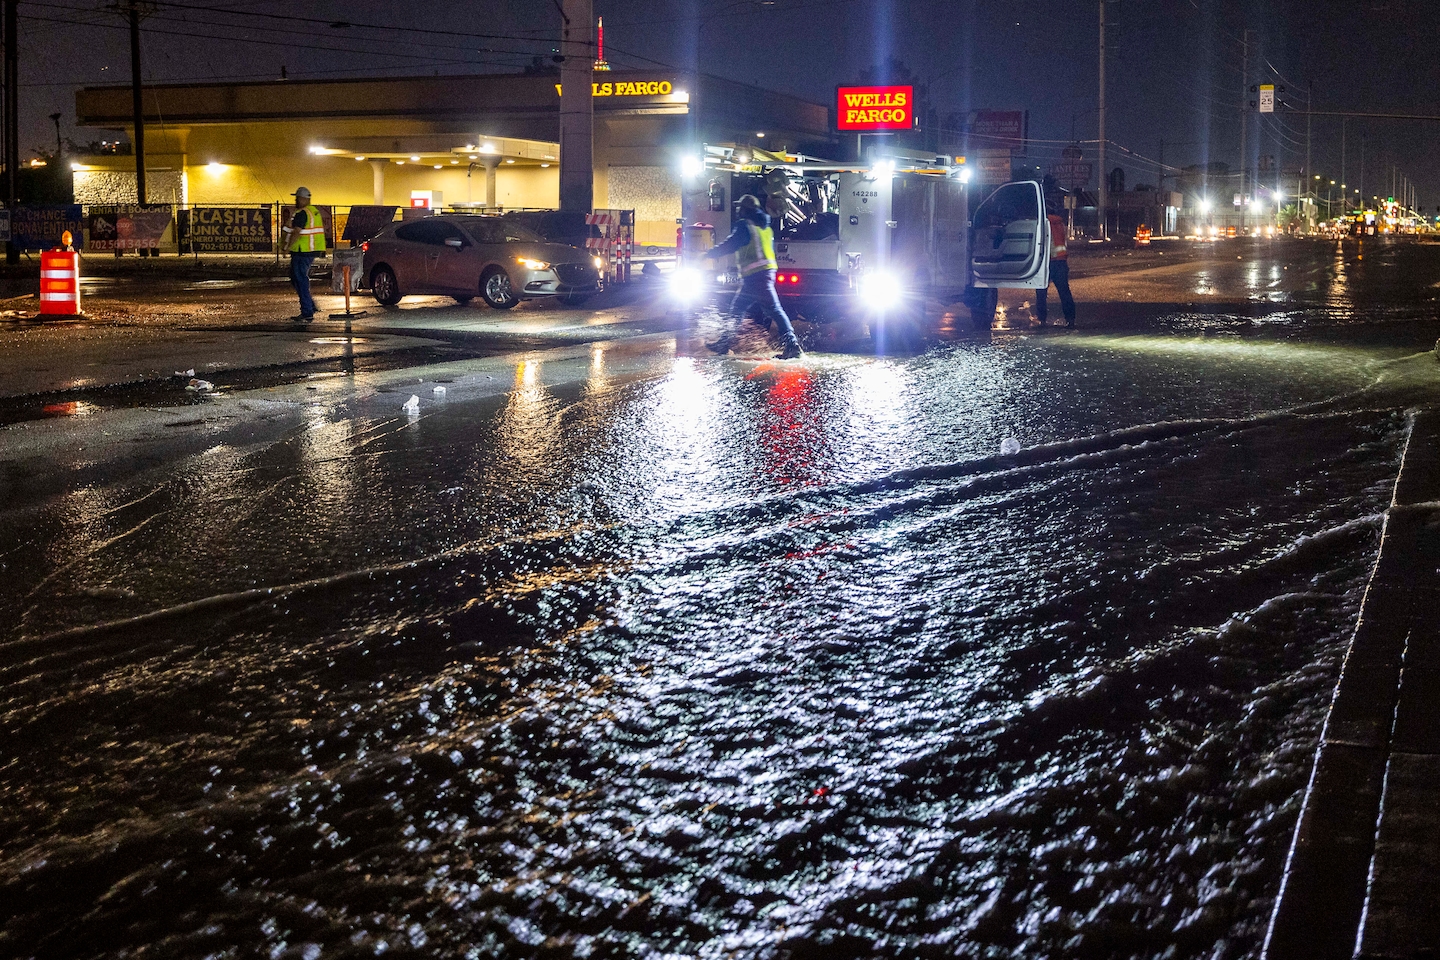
4,241 -> 1440,959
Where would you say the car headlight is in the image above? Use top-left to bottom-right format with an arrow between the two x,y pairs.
592,256 -> 603,270
516,257 -> 550,271
857,270 -> 904,306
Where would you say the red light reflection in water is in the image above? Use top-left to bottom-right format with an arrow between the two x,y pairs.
750,363 -> 829,486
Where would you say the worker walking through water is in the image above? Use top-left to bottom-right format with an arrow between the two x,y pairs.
702,194 -> 804,360
1035,203 -> 1076,329
282,186 -> 326,322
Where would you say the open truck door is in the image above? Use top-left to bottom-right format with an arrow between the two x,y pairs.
965,179 -> 1050,329
969,180 -> 1049,289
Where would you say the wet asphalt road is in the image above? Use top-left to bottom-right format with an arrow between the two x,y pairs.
4,238 -> 1440,959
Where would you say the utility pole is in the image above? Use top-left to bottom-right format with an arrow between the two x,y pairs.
557,0 -> 594,214
1097,0 -> 1107,240
1239,29 -> 1249,233
5,0 -> 17,265
1340,118 -> 1346,197
127,0 -> 147,204
1158,138 -> 1165,236
49,112 -> 61,158
1305,79 -> 1311,227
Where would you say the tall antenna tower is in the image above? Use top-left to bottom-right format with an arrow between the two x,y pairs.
593,16 -> 611,71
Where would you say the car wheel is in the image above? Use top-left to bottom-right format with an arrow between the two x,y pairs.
371,265 -> 402,306
453,295 -> 474,305
559,292 -> 590,306
481,268 -> 519,309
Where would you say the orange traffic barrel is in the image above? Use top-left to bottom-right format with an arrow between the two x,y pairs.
40,248 -> 81,316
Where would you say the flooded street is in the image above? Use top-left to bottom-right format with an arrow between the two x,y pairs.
4,239 -> 1440,958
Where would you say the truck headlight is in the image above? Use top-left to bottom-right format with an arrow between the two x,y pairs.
670,265 -> 706,301
592,256 -> 603,270
857,270 -> 904,306
516,257 -> 550,270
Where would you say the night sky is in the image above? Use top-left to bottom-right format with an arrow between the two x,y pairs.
16,0 -> 1439,207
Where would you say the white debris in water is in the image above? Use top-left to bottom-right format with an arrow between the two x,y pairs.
402,395 -> 420,413
175,368 -> 195,377
432,385 -> 447,396
1000,437 -> 1022,456
186,378 -> 214,392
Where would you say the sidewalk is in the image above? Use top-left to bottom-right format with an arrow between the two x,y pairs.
1266,407 -> 1440,959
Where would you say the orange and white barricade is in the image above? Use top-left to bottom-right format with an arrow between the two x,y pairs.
586,209 -> 635,283
40,244 -> 82,317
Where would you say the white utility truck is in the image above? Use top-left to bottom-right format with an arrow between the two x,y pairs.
673,145 -> 1053,335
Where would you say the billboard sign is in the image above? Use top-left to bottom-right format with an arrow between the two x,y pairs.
14,205 -> 84,251
185,206 -> 272,253
1049,161 -> 1093,189
963,110 -> 1028,152
974,153 -> 1013,185
836,85 -> 914,131
87,204 -> 172,251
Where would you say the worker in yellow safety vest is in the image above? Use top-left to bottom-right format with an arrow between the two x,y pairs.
701,193 -> 803,359
282,186 -> 326,321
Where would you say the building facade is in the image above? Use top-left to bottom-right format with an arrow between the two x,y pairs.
73,71 -> 837,247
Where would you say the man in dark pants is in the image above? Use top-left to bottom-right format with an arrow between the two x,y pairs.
282,186 -> 325,322
1036,206 -> 1076,329
702,194 -> 803,360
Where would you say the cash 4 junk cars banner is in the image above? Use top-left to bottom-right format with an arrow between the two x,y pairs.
182,207 -> 272,253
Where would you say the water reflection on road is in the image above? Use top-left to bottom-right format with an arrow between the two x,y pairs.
4,241 -> 1440,958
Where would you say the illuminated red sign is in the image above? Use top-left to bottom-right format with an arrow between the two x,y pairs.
836,85 -> 913,131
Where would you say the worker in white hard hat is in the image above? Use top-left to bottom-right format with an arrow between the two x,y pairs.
282,187 -> 326,321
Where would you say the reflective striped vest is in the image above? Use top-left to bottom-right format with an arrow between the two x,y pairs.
289,205 -> 326,253
1048,214 -> 1068,261
737,221 -> 777,276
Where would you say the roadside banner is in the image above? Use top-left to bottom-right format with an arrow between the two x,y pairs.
341,205 -> 397,244
974,154 -> 1012,185
963,110 -> 1028,153
87,204 -> 173,251
1049,161 -> 1093,189
13,205 -> 83,251
184,206 -> 272,252
280,204 -> 335,251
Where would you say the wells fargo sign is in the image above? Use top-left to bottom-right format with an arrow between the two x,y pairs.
554,79 -> 676,97
836,85 -> 913,131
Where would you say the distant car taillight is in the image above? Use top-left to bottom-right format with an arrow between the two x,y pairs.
361,241 -> 370,252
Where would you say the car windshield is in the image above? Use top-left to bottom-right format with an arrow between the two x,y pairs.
455,218 -> 547,244
500,223 -> 545,243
